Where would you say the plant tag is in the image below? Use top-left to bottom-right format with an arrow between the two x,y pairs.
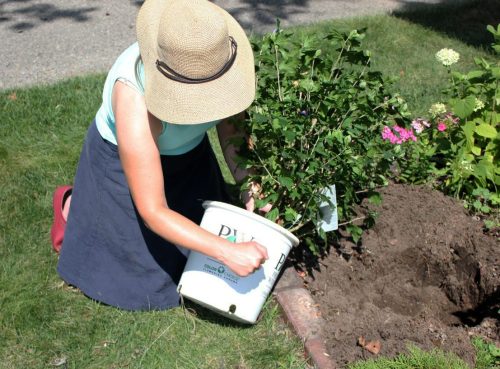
318,185 -> 338,232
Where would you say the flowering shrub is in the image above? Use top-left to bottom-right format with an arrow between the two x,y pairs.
234,24 -> 412,252
409,25 -> 500,219
233,23 -> 499,251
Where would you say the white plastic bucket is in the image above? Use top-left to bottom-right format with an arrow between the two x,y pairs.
177,201 -> 299,324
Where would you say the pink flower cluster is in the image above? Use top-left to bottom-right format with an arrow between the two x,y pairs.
437,122 -> 447,131
437,113 -> 459,132
381,125 -> 417,144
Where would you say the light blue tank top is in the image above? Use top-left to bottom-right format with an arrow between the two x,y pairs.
95,43 -> 219,155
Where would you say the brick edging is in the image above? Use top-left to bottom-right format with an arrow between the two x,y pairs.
273,266 -> 336,369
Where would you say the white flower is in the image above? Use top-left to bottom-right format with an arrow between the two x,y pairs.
429,103 -> 447,118
473,98 -> 485,112
435,48 -> 460,66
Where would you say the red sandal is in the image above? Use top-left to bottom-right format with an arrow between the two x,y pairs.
50,185 -> 72,254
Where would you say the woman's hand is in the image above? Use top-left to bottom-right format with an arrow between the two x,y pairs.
216,115 -> 272,214
241,181 -> 273,213
221,241 -> 269,277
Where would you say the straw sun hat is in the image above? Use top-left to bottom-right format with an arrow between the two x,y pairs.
136,0 -> 255,124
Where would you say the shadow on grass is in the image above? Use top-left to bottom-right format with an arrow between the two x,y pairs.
182,299 -> 254,328
85,292 -> 251,328
393,0 -> 500,48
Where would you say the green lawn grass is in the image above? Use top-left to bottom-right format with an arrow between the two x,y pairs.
347,346 -> 470,369
1,10 -> 497,369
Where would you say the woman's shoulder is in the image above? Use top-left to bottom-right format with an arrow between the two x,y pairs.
107,43 -> 144,95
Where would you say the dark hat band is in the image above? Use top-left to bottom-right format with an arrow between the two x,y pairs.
155,37 -> 237,84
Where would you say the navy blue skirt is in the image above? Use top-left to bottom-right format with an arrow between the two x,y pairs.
57,121 -> 229,310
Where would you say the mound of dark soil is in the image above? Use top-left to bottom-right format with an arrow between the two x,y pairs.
302,184 -> 499,368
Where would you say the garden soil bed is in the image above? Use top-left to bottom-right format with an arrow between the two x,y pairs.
300,183 -> 499,368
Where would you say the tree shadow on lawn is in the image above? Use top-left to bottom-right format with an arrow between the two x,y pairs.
393,0 -> 500,49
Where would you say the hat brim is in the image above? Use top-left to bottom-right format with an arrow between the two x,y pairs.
136,0 -> 255,124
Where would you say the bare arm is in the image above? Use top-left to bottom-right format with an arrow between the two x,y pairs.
112,82 -> 267,276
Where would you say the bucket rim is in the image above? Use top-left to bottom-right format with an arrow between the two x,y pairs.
202,201 -> 300,246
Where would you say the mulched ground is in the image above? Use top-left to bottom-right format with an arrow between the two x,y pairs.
300,183 -> 499,368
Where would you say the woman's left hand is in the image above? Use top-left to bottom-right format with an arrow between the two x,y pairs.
241,181 -> 272,213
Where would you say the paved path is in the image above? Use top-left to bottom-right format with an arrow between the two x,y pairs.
1,0 -> 443,90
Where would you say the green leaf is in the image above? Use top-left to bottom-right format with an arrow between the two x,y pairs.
289,189 -> 300,200
278,176 -> 294,189
300,79 -> 318,92
284,207 -> 299,222
464,153 -> 474,163
283,130 -> 297,142
486,24 -> 497,36
475,123 -> 497,138
265,208 -> 279,222
472,187 -> 489,198
472,200 -> 482,210
264,192 -> 279,204
466,70 -> 484,80
484,220 -> 496,230
367,191 -> 382,205
452,71 -> 465,80
463,121 -> 476,148
252,113 -> 268,124
492,67 -> 500,79
254,198 -> 268,209
471,146 -> 482,156
451,96 -> 476,119
346,224 -> 362,244
474,160 -> 495,180
480,205 -> 491,213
